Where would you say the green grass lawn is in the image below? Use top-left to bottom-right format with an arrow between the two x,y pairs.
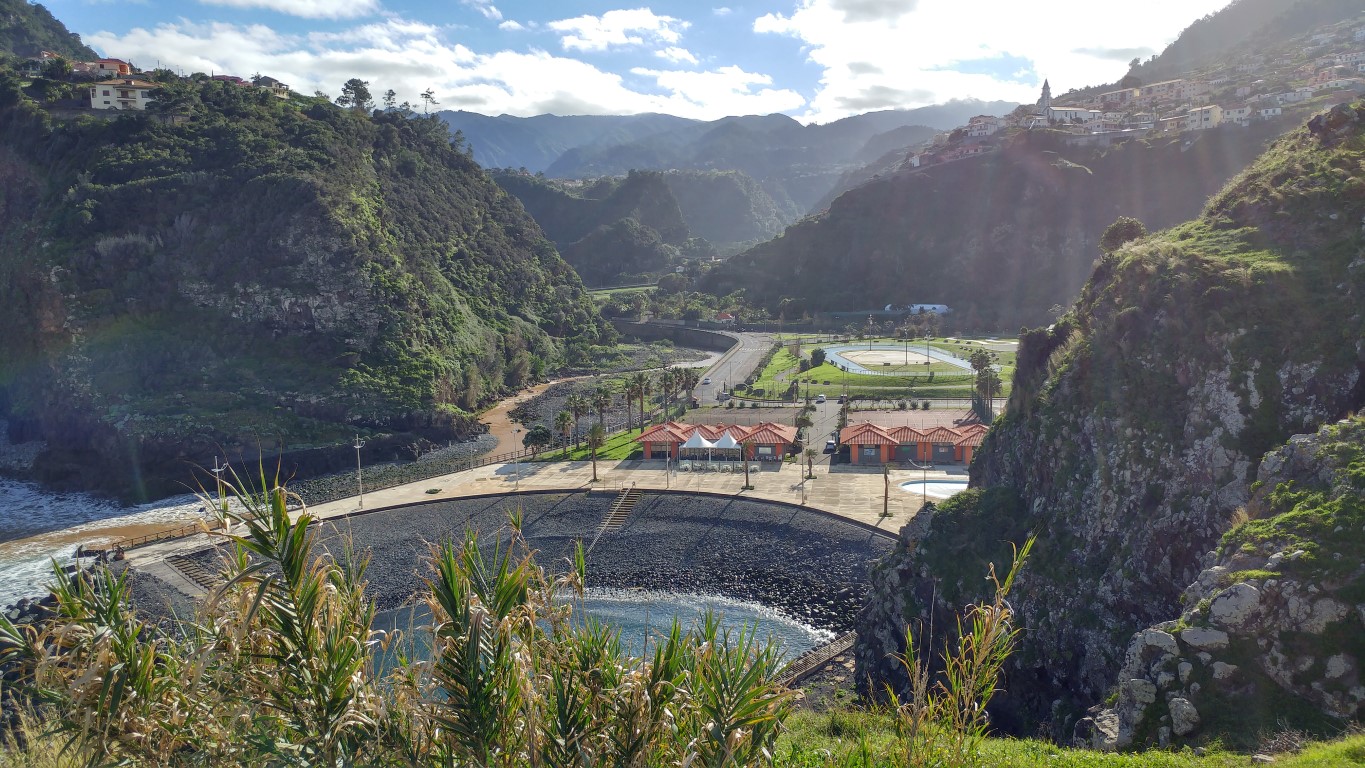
775,709 -> 1365,767
539,428 -> 643,462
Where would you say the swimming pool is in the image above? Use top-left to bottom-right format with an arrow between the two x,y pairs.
898,479 -> 970,499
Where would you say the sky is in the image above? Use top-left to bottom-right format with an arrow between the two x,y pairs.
54,0 -> 1235,124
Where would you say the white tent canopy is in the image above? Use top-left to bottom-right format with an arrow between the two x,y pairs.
681,432 -> 716,450
713,431 -> 740,450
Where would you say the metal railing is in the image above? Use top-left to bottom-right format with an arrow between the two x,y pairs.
775,631 -> 857,687
83,521 -> 214,555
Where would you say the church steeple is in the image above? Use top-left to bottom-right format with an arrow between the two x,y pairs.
1037,79 -> 1053,110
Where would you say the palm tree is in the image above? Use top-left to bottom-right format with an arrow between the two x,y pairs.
566,393 -> 587,447
591,385 -> 613,429
639,372 -> 653,429
626,371 -> 650,431
554,410 -> 572,458
804,447 -> 817,480
588,423 -> 606,482
659,367 -> 677,417
624,373 -> 643,431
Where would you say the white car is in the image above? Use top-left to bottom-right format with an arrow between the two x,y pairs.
815,394 -> 826,403
702,377 -> 711,385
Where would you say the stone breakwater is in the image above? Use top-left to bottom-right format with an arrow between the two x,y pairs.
182,491 -> 896,632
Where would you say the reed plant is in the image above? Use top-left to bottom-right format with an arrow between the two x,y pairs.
0,466 -> 795,767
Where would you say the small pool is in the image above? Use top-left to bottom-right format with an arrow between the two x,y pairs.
898,479 -> 969,499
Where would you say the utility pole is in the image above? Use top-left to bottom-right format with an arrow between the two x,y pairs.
210,456 -> 228,529
353,435 -> 366,509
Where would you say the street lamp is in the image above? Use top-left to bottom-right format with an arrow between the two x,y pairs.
514,427 -> 522,491
210,456 -> 228,528
905,457 -> 933,510
353,435 -> 366,509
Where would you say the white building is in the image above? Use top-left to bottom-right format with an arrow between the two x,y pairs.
1186,105 -> 1223,131
1046,106 -> 1101,124
1259,106 -> 1282,120
1097,88 -> 1138,106
1339,51 -> 1365,65
89,78 -> 157,110
966,115 -> 1002,137
1223,104 -> 1253,126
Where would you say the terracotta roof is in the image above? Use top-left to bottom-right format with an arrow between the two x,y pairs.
954,432 -> 985,447
886,426 -> 928,442
741,423 -> 797,445
840,423 -> 897,446
921,427 -> 962,443
638,421 -> 796,446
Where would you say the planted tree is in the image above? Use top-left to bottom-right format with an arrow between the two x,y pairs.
555,410 -> 572,457
587,423 -> 606,482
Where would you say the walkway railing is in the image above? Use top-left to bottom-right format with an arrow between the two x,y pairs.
775,631 -> 857,687
82,521 -> 215,556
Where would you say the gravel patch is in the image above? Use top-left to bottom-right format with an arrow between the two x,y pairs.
304,491 -> 893,632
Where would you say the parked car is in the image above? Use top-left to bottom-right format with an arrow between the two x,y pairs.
837,394 -> 847,404
824,439 -> 837,453
702,377 -> 711,385
816,394 -> 826,403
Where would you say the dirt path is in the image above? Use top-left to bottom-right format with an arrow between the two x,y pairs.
480,377 -> 596,455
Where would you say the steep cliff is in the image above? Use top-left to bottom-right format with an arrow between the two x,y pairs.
856,103 -> 1365,740
704,124 -> 1288,328
0,74 -> 606,499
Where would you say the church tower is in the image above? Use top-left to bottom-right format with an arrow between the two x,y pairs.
1037,79 -> 1052,110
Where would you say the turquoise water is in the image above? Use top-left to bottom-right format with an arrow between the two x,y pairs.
378,588 -> 833,667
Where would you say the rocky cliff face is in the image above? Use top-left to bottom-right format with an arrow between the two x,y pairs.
1077,415 -> 1365,750
855,103 -> 1365,741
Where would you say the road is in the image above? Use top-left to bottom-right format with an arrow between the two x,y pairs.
692,331 -> 774,406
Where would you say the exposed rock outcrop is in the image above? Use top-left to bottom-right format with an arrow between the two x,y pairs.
855,103 -> 1365,744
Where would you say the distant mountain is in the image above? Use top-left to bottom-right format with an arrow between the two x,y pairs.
0,0 -> 97,60
439,111 -> 695,175
1129,0 -> 1363,83
702,123 -> 1288,329
493,169 -> 710,285
854,125 -> 940,165
443,100 -> 1016,215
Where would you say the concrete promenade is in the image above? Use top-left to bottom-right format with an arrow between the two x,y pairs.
303,458 -> 967,530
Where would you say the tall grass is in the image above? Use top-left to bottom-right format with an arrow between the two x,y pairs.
0,468 -> 794,766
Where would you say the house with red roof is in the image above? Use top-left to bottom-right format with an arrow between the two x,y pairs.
839,421 -> 988,465
636,421 -> 798,462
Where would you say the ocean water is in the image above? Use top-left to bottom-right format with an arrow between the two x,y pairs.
0,479 -> 211,607
379,588 -> 834,669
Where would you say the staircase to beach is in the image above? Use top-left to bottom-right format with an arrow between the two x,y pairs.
598,488 -> 643,535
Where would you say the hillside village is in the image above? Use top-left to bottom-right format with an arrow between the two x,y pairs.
908,14 -> 1365,167
14,49 -> 292,111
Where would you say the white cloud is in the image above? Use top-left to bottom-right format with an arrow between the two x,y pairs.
498,19 -> 526,31
755,0 -> 1231,122
656,46 -> 698,65
460,0 -> 501,21
198,0 -> 379,20
712,7 -> 732,15
547,8 -> 689,52
86,18 -> 801,120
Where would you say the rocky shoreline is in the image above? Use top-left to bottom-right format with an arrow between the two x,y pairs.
171,491 -> 894,633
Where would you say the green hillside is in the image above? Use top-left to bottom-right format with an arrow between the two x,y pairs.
0,72 -> 606,499
492,169 -> 714,285
704,123 -> 1288,328
660,170 -> 799,254
0,0 -> 96,60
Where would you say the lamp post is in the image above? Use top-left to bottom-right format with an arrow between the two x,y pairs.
353,435 -> 366,509
514,427 -> 522,491
905,458 -> 933,510
210,456 -> 228,529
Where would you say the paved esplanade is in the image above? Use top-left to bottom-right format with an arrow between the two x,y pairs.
302,458 -> 965,529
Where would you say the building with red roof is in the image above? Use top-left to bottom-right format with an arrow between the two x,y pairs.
839,421 -> 988,465
636,421 -> 798,462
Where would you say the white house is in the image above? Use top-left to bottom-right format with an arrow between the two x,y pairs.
252,75 -> 290,98
1046,106 -> 1101,124
1339,51 -> 1365,65
1259,106 -> 1282,120
1355,26 -> 1365,42
1223,104 -> 1253,126
966,115 -> 1001,137
89,78 -> 157,110
1186,105 -> 1223,131
1139,79 -> 1184,102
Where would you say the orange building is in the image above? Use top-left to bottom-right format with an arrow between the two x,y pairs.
839,422 -> 987,465
637,421 -> 799,462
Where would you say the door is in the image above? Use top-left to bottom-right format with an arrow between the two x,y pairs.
933,443 -> 955,464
